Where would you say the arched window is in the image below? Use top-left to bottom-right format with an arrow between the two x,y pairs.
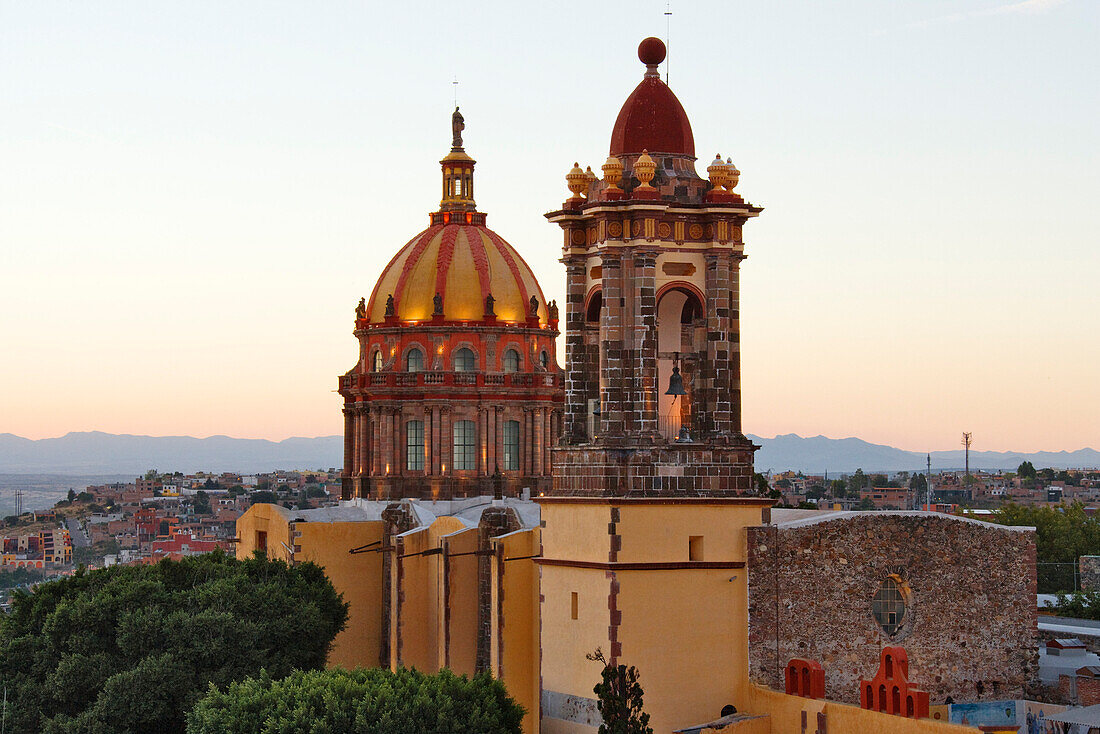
453,420 -> 476,470
406,420 -> 424,471
540,350 -> 549,369
406,348 -> 424,372
872,575 -> 908,636
372,350 -> 383,372
454,347 -> 476,372
502,348 -> 520,373
503,420 -> 520,471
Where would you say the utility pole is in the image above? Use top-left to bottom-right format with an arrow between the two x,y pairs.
926,453 -> 932,509
961,432 -> 973,475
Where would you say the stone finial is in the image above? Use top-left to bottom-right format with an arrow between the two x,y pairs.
725,157 -> 740,192
707,153 -> 726,189
602,155 -> 623,190
634,150 -> 656,189
566,162 -> 588,201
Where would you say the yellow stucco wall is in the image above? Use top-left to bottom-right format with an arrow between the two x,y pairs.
441,527 -> 480,676
393,526 -> 434,671
236,503 -> 295,564
293,519 -> 384,669
492,528 -> 540,734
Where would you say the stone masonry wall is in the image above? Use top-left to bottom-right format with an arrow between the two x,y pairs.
747,514 -> 1038,705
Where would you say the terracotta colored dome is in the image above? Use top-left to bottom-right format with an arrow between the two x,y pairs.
609,38 -> 695,158
366,222 -> 548,324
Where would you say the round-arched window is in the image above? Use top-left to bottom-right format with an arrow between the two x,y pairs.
502,348 -> 520,373
406,348 -> 424,372
453,347 -> 476,372
871,575 -> 907,636
540,350 -> 549,369
372,350 -> 383,372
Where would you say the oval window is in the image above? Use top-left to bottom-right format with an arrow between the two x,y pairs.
871,575 -> 907,636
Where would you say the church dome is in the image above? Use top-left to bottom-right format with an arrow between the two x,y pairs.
366,222 -> 548,324
609,38 -> 695,158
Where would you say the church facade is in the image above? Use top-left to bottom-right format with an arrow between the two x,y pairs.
236,37 -> 1037,734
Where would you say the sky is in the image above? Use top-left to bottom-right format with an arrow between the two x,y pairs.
1,0 -> 1097,452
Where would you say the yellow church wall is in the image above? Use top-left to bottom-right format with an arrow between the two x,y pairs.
440,527 -> 480,676
614,502 -> 765,561
235,503 -> 295,563
539,502 -> 612,563
491,528 -> 540,734
392,526 -> 435,671
615,568 -> 747,733
743,685 -> 980,734
293,519 -> 384,670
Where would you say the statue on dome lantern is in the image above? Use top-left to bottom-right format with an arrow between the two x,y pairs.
355,297 -> 366,320
548,300 -> 559,321
451,106 -> 464,149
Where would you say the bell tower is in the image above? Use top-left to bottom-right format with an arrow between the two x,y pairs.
546,37 -> 762,498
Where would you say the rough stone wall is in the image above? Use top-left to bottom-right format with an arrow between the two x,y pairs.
552,443 -> 756,496
747,514 -> 1038,705
1080,556 -> 1100,591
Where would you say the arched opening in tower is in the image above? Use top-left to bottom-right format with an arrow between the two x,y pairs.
656,286 -> 705,441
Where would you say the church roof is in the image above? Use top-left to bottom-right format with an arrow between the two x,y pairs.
609,38 -> 695,158
366,222 -> 547,324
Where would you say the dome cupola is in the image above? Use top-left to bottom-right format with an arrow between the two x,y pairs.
609,38 -> 695,159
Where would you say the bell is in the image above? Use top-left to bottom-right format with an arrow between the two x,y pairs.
665,365 -> 687,396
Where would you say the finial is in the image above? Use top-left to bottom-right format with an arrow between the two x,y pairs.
634,150 -> 656,189
602,155 -> 623,190
724,158 -> 740,192
584,166 -> 597,188
566,162 -> 587,202
638,37 -> 666,78
707,154 -> 726,189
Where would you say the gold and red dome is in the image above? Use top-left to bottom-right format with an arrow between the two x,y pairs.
609,38 -> 695,158
365,221 -> 549,324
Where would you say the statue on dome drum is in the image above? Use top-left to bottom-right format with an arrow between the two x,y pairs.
384,294 -> 395,317
484,293 -> 495,316
433,292 -> 444,316
451,106 -> 464,149
548,300 -> 558,321
354,297 -> 366,320
529,295 -> 539,318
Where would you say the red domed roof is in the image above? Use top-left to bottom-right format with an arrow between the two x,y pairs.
609,38 -> 695,158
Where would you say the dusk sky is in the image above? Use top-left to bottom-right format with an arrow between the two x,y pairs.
1,0 -> 1096,452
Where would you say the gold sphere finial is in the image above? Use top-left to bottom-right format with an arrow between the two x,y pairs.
602,155 -> 623,190
566,162 -> 587,200
634,150 -> 656,189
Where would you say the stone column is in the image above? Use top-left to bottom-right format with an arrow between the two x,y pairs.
441,406 -> 453,476
358,407 -> 370,476
372,407 -> 383,476
542,408 -> 552,476
494,406 -> 505,475
424,405 -> 434,476
533,407 -> 544,478
561,258 -> 588,444
599,252 -> 625,438
633,249 -> 659,438
342,407 -> 355,500
730,255 -> 745,434
704,253 -> 734,437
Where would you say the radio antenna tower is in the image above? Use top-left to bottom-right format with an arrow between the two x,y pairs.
664,1 -> 672,84
925,453 -> 932,509
962,432 -> 973,475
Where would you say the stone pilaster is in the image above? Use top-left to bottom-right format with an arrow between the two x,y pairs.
562,259 -> 588,444
633,249 -> 659,438
599,253 -> 625,438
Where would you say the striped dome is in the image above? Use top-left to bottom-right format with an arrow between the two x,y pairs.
366,223 -> 548,324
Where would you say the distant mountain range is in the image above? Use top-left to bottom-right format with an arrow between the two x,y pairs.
0,431 -> 1097,476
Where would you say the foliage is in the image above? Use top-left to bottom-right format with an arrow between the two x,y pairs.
250,490 -> 278,505
227,485 -> 244,497
857,497 -> 876,511
0,550 -> 348,734
909,473 -> 927,494
588,649 -> 653,734
829,479 -> 848,498
186,667 -> 524,734
0,566 -> 46,590
1017,461 -> 1037,479
1049,591 -> 1100,620
66,489 -> 77,502
847,468 -> 867,494
988,502 -> 1100,593
306,486 -> 327,498
192,490 -> 212,515
752,473 -> 769,495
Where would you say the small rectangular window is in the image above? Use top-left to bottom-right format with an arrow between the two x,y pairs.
689,535 -> 704,561
571,592 -> 578,620
256,530 -> 268,553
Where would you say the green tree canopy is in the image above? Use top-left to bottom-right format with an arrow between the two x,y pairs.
186,668 -> 524,734
989,502 -> 1100,593
0,551 -> 347,734
847,468 -> 867,493
1017,461 -> 1037,479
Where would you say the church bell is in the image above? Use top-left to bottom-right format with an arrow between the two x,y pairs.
665,364 -> 687,396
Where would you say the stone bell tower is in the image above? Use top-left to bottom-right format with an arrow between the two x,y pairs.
545,36 -> 762,497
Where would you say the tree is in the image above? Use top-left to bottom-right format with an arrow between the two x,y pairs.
187,667 -> 524,734
909,473 -> 928,496
857,497 -> 876,511
847,469 -> 867,494
588,649 -> 653,734
1057,470 -> 1078,486
1039,467 -> 1057,482
145,469 -> 159,480
249,490 -> 278,505
989,502 -> 1100,593
192,490 -> 212,515
0,551 -> 348,734
829,479 -> 848,498
1017,461 -> 1037,479
753,473 -> 769,495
